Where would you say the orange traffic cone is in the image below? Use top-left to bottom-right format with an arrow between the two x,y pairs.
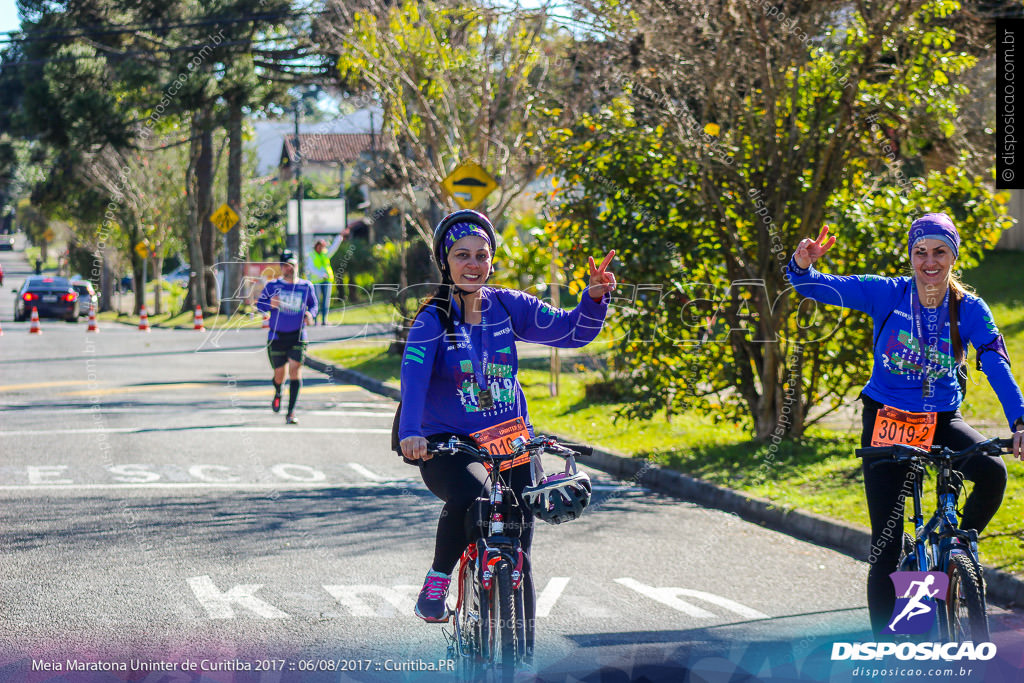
138,306 -> 151,332
261,312 -> 270,329
29,307 -> 42,334
87,303 -> 99,332
193,305 -> 206,331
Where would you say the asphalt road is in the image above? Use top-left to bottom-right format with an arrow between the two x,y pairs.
2,244 -> 1024,683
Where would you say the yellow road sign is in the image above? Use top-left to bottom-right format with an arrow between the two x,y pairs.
211,203 -> 240,234
134,241 -> 150,259
42,228 -> 55,242
442,161 -> 497,209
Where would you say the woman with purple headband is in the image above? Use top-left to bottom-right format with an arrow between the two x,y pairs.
786,214 -> 1024,637
395,209 -> 616,648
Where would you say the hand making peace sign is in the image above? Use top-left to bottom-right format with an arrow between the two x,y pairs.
793,226 -> 837,270
588,249 -> 617,301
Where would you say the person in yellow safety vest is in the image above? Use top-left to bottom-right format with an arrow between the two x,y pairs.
306,232 -> 345,325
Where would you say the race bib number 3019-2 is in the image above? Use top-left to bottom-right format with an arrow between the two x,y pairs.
871,406 -> 937,449
471,416 -> 531,471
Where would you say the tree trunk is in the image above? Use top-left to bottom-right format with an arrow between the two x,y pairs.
100,252 -> 113,312
185,111 -> 207,313
198,121 -> 217,311
224,100 -> 243,315
152,254 -> 163,316
132,256 -> 143,315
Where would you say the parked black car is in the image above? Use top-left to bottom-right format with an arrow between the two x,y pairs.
13,276 -> 80,322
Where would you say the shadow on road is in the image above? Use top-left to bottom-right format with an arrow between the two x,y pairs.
1,487 -> 440,561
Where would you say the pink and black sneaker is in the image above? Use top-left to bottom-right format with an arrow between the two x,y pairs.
414,569 -> 451,622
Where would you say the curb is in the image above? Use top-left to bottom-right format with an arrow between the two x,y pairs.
304,355 -> 1024,609
305,354 -> 401,401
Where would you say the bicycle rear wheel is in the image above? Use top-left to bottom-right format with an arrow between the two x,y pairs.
458,556 -> 486,679
946,552 -> 989,642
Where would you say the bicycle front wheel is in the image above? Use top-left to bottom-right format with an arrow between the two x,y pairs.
485,559 -> 521,681
946,552 -> 989,642
899,532 -> 918,571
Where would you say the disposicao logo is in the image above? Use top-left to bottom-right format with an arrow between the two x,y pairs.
830,570 -> 997,663
885,571 -> 948,635
831,642 -> 996,662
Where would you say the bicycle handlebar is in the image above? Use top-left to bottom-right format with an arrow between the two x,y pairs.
425,435 -> 593,460
855,437 -> 1013,463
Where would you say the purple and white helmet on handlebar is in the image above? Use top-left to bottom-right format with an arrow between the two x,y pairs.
522,457 -> 592,525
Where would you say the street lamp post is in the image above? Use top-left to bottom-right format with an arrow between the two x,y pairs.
293,101 -> 305,274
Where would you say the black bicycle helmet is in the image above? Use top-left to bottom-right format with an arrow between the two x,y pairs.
522,458 -> 592,524
431,209 -> 497,282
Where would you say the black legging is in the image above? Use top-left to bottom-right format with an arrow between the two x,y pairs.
419,442 -> 536,650
860,394 -> 1007,636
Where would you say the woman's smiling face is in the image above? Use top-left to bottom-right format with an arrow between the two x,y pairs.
446,235 -> 491,292
911,238 -> 954,292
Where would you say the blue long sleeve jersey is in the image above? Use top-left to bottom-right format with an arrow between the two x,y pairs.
399,287 -> 609,441
786,263 -> 1024,429
255,278 -> 318,341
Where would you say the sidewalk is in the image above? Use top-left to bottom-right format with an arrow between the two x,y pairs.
304,351 -> 1024,609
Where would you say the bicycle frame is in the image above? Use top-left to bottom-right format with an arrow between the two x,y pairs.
904,456 -> 980,576
443,443 -> 531,668
435,434 -> 592,671
859,438 -> 1012,642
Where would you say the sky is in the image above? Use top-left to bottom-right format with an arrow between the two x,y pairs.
0,1 -> 19,36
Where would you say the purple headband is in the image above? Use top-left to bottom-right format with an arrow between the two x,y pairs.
908,213 -> 959,260
443,222 -> 490,255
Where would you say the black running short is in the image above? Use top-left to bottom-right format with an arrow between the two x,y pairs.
266,330 -> 307,368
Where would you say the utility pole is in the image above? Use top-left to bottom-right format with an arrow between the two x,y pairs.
293,101 -> 305,274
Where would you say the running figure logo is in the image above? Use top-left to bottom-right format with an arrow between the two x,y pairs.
884,571 -> 950,635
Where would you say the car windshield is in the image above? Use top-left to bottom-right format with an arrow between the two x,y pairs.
73,285 -> 91,294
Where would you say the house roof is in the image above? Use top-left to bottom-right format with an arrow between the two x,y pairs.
251,107 -> 383,175
281,133 -> 376,165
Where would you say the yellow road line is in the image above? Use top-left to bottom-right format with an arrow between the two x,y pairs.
60,383 -> 207,397
219,385 -> 360,397
0,380 -> 91,392
54,383 -> 362,397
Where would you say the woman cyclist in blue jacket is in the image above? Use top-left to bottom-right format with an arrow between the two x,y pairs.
397,210 -> 616,646
787,214 -> 1024,636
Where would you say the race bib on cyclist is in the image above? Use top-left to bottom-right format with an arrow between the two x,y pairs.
871,406 -> 937,449
471,416 -> 531,472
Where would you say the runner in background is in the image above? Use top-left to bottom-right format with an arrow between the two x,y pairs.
256,250 -> 318,425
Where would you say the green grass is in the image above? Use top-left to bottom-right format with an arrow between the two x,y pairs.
316,339 -> 401,384
22,246 -> 59,272
324,301 -> 404,325
96,297 -> 401,329
309,251 -> 1024,574
97,307 -> 266,330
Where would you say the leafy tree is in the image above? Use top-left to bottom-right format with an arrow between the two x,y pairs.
544,0 -> 1013,439
2,1 -> 323,313
328,0 -> 580,243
